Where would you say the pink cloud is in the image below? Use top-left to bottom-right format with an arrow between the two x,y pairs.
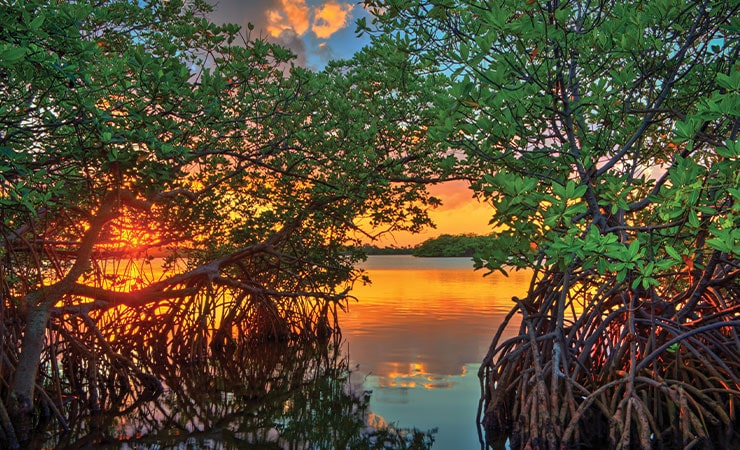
265,0 -> 310,37
428,180 -> 477,210
262,1 -> 354,40
206,0 -> 363,69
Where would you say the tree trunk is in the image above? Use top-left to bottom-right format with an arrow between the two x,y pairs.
6,193 -> 115,444
9,303 -> 52,445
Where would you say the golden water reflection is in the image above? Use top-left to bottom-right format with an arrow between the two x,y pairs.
340,256 -> 532,448
342,255 -> 531,379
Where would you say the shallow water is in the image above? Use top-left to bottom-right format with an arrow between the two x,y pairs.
38,255 -> 531,449
340,255 -> 531,449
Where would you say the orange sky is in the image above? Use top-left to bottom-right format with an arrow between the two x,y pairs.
373,180 -> 494,247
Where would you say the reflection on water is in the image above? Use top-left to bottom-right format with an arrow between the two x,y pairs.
46,337 -> 435,449
37,255 -> 530,449
342,256 -> 531,449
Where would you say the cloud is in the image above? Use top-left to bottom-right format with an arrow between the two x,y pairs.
314,41 -> 334,61
266,0 -> 310,37
205,0 -> 358,69
271,28 -> 308,67
312,1 -> 354,39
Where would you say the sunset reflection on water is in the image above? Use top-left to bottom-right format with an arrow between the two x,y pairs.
340,255 -> 532,448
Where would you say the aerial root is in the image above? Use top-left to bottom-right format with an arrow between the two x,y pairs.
480,267 -> 740,449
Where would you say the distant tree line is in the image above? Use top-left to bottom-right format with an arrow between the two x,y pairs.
358,234 -> 495,257
413,234 -> 494,257
359,244 -> 415,255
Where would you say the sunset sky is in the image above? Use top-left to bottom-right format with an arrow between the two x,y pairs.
207,0 -> 494,246
207,0 -> 372,69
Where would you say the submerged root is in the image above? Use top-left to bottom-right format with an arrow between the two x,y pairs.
0,280 -> 345,448
480,267 -> 740,449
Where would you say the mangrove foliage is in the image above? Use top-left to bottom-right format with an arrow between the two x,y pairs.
0,0 -> 452,446
364,0 -> 740,448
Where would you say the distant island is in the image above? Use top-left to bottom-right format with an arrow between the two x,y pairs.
361,233 -> 494,257
359,244 -> 415,255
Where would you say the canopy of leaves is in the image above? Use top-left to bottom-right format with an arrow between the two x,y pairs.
0,0 -> 452,445
366,0 -> 739,278
364,0 -> 739,448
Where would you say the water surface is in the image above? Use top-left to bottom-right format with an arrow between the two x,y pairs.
39,255 -> 531,449
340,256 -> 531,449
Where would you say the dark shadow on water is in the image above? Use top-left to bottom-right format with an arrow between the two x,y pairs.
40,333 -> 435,450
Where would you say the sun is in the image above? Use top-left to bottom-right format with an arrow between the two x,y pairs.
98,214 -> 165,259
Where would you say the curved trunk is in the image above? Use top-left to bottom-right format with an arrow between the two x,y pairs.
7,193 -> 115,445
9,304 -> 52,445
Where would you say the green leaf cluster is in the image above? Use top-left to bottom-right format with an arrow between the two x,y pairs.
0,0 -> 452,278
365,0 -> 740,287
364,2 -> 740,445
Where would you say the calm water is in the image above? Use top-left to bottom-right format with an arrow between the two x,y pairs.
340,256 -> 531,449
39,255 -> 531,449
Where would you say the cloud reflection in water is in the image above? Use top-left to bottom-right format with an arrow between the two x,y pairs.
340,255 -> 531,448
